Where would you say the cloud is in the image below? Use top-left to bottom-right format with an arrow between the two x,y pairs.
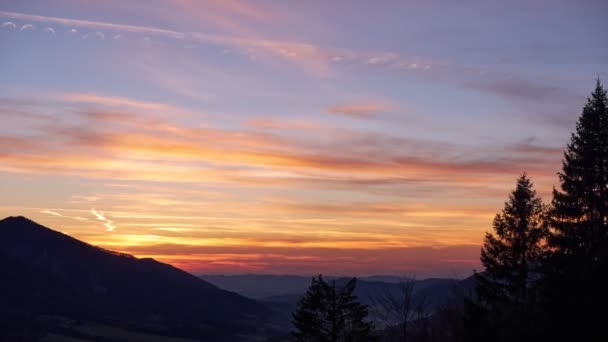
243,117 -> 328,132
0,93 -> 564,193
19,23 -> 34,31
326,100 -> 397,118
91,208 -> 117,231
0,10 -> 440,77
467,76 -> 568,103
1,21 -> 16,30
83,31 -> 106,40
41,209 -> 89,221
62,92 -> 176,112
154,227 -> 195,232
43,27 -> 55,35
103,243 -> 482,276
366,53 -> 398,65
42,210 -> 63,217
164,0 -> 279,37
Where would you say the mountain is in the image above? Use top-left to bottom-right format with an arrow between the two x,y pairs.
199,274 -> 461,300
200,274 -> 314,299
200,274 -> 473,300
0,216 -> 278,341
200,274 -> 475,319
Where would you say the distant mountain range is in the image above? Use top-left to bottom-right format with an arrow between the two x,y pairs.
200,274 -> 473,300
0,216 -> 281,341
200,274 -> 475,319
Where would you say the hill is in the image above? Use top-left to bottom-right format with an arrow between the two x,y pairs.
0,216 -> 277,341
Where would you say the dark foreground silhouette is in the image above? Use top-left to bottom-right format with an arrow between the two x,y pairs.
0,216 -> 283,341
0,216 -> 472,342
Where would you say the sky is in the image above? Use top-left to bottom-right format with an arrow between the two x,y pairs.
0,0 -> 606,277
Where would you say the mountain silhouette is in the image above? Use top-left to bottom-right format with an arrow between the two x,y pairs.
201,274 -> 475,322
0,216 -> 276,341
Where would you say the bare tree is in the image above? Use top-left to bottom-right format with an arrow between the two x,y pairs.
373,276 -> 428,342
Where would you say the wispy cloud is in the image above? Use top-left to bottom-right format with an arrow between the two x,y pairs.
41,209 -> 89,221
91,208 -> 117,231
62,92 -> 182,112
1,21 -> 16,30
326,100 -> 397,119
42,209 -> 63,217
19,23 -> 34,31
163,0 -> 279,37
467,76 -> 570,103
106,243 -> 482,276
0,93 -> 563,189
0,11 -> 437,77
243,117 -> 328,132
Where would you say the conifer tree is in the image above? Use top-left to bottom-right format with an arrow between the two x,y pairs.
338,278 -> 373,341
544,79 -> 608,339
292,276 -> 327,341
470,174 -> 547,341
478,174 -> 547,306
550,79 -> 608,261
292,275 -> 374,342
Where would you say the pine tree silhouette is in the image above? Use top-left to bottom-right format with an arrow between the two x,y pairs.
470,174 -> 547,341
292,276 -> 327,341
292,275 -> 374,342
550,79 -> 608,260
543,79 -> 608,340
478,174 -> 547,307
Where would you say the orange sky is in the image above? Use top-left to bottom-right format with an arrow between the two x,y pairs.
1,0 -> 605,276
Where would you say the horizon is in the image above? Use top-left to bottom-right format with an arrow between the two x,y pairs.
1,1 -> 607,277
1,214 -> 473,279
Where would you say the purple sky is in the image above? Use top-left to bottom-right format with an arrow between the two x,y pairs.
0,0 -> 606,277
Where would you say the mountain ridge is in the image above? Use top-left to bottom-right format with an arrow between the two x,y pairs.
0,216 -> 278,341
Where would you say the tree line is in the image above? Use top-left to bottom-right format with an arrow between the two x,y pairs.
291,79 -> 608,341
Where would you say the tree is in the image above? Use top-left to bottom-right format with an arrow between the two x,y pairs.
292,275 -> 374,342
471,174 -> 547,340
543,79 -> 608,339
550,79 -> 608,260
373,276 -> 428,342
478,174 -> 547,305
293,276 -> 327,342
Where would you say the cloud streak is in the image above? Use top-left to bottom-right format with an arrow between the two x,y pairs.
0,10 -> 436,76
0,93 -> 564,188
1,21 -> 16,29
327,100 -> 397,119
19,23 -> 34,31
104,243 -> 482,276
91,208 -> 117,231
42,209 -> 63,217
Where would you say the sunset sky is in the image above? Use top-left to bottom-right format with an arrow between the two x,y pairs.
1,0 -> 606,277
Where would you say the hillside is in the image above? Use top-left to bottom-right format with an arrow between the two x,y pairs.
0,216 -> 278,341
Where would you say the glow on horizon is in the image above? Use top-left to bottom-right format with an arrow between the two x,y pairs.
1,0 -> 606,277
